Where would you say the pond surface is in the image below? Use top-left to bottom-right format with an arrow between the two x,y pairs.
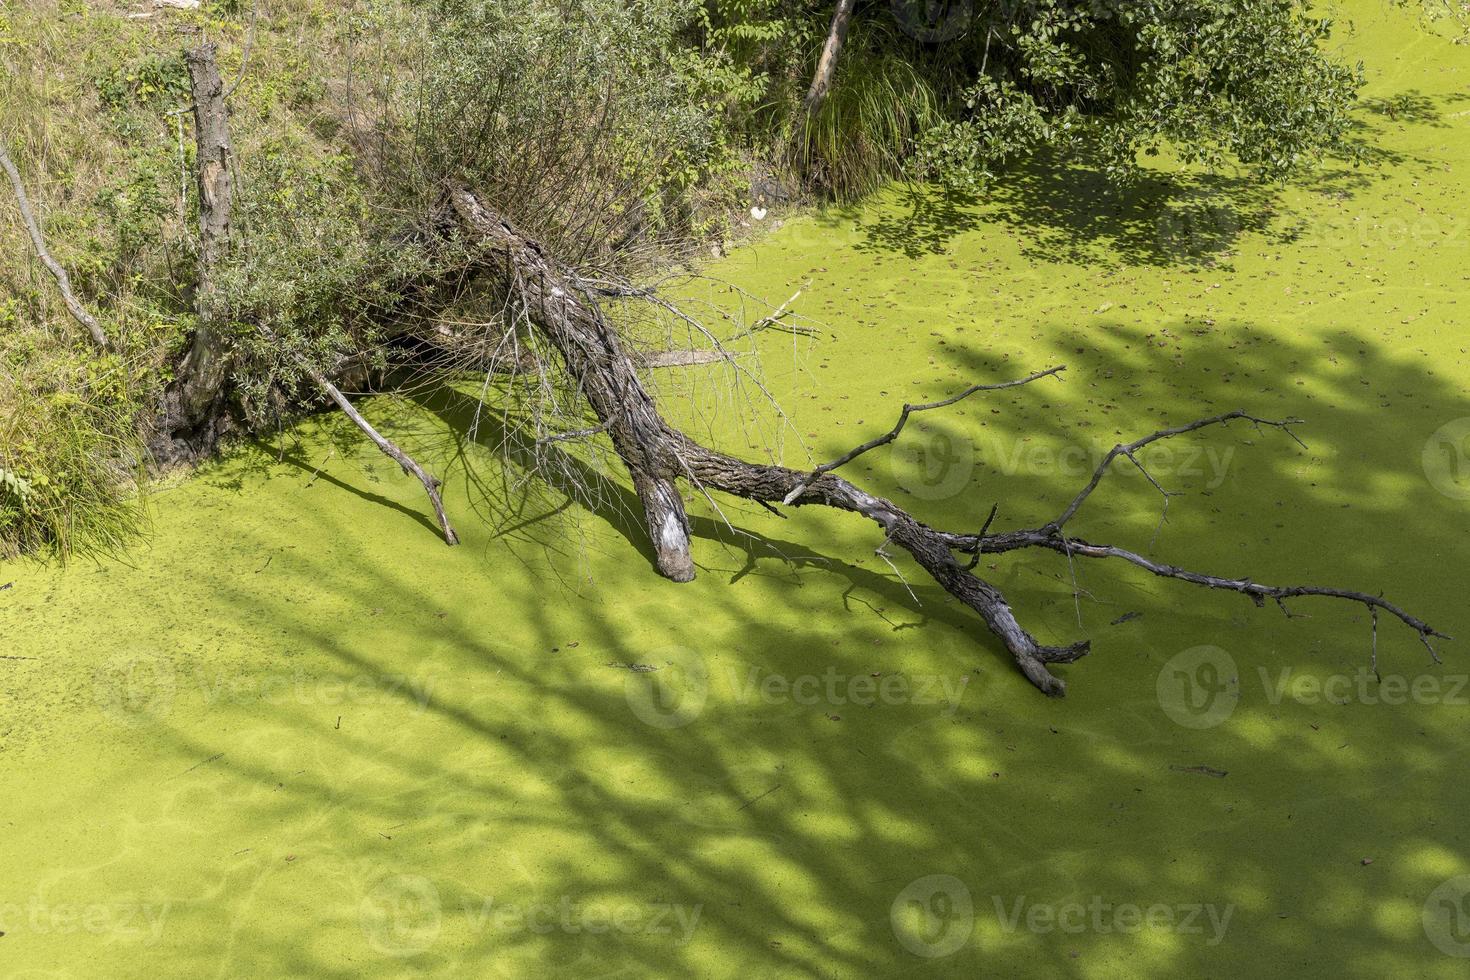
2,1 -> 1468,975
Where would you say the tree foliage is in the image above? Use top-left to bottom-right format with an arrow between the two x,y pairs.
704,0 -> 1365,193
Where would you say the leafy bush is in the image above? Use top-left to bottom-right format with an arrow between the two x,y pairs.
380,0 -> 747,266
912,0 -> 1365,190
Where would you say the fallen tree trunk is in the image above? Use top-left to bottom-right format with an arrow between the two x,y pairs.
444,186 -> 1448,696
446,188 -> 696,581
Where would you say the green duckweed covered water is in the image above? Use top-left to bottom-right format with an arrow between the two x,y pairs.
3,2 -> 1469,976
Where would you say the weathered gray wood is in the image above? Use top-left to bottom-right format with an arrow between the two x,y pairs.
301,362 -> 459,546
803,0 -> 857,122
444,188 -> 1448,696
153,42 -> 236,463
447,186 -> 695,581
0,139 -> 110,349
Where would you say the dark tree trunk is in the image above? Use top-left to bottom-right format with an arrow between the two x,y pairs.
151,42 -> 235,465
148,45 -> 459,543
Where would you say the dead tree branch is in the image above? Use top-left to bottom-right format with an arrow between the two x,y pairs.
803,0 -> 857,123
442,189 -> 1447,697
781,366 -> 1066,504
153,43 -> 237,463
1049,411 -> 1306,531
300,360 -> 459,546
0,139 -> 110,349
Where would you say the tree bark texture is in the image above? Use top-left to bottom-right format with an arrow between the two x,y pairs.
443,186 -> 1447,696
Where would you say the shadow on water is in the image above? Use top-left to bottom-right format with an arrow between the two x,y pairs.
17,76 -> 1466,975
843,92 -> 1460,267
122,304 -> 1470,977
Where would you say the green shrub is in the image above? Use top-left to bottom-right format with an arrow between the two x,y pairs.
381,0 -> 747,266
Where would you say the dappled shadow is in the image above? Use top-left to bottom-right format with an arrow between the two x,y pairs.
846,90 -> 1465,268
21,305 -> 1458,977
849,162 -> 1278,268
6,37 -> 1470,978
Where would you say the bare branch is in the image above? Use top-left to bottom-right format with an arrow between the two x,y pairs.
0,139 -> 110,349
1050,410 -> 1304,531
752,289 -> 800,328
975,530 -> 1448,660
304,362 -> 459,546
781,365 -> 1066,504
802,0 -> 857,122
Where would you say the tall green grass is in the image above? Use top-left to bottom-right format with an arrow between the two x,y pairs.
794,21 -> 945,201
0,342 -> 147,560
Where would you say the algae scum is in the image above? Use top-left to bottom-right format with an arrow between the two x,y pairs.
3,3 -> 1470,977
